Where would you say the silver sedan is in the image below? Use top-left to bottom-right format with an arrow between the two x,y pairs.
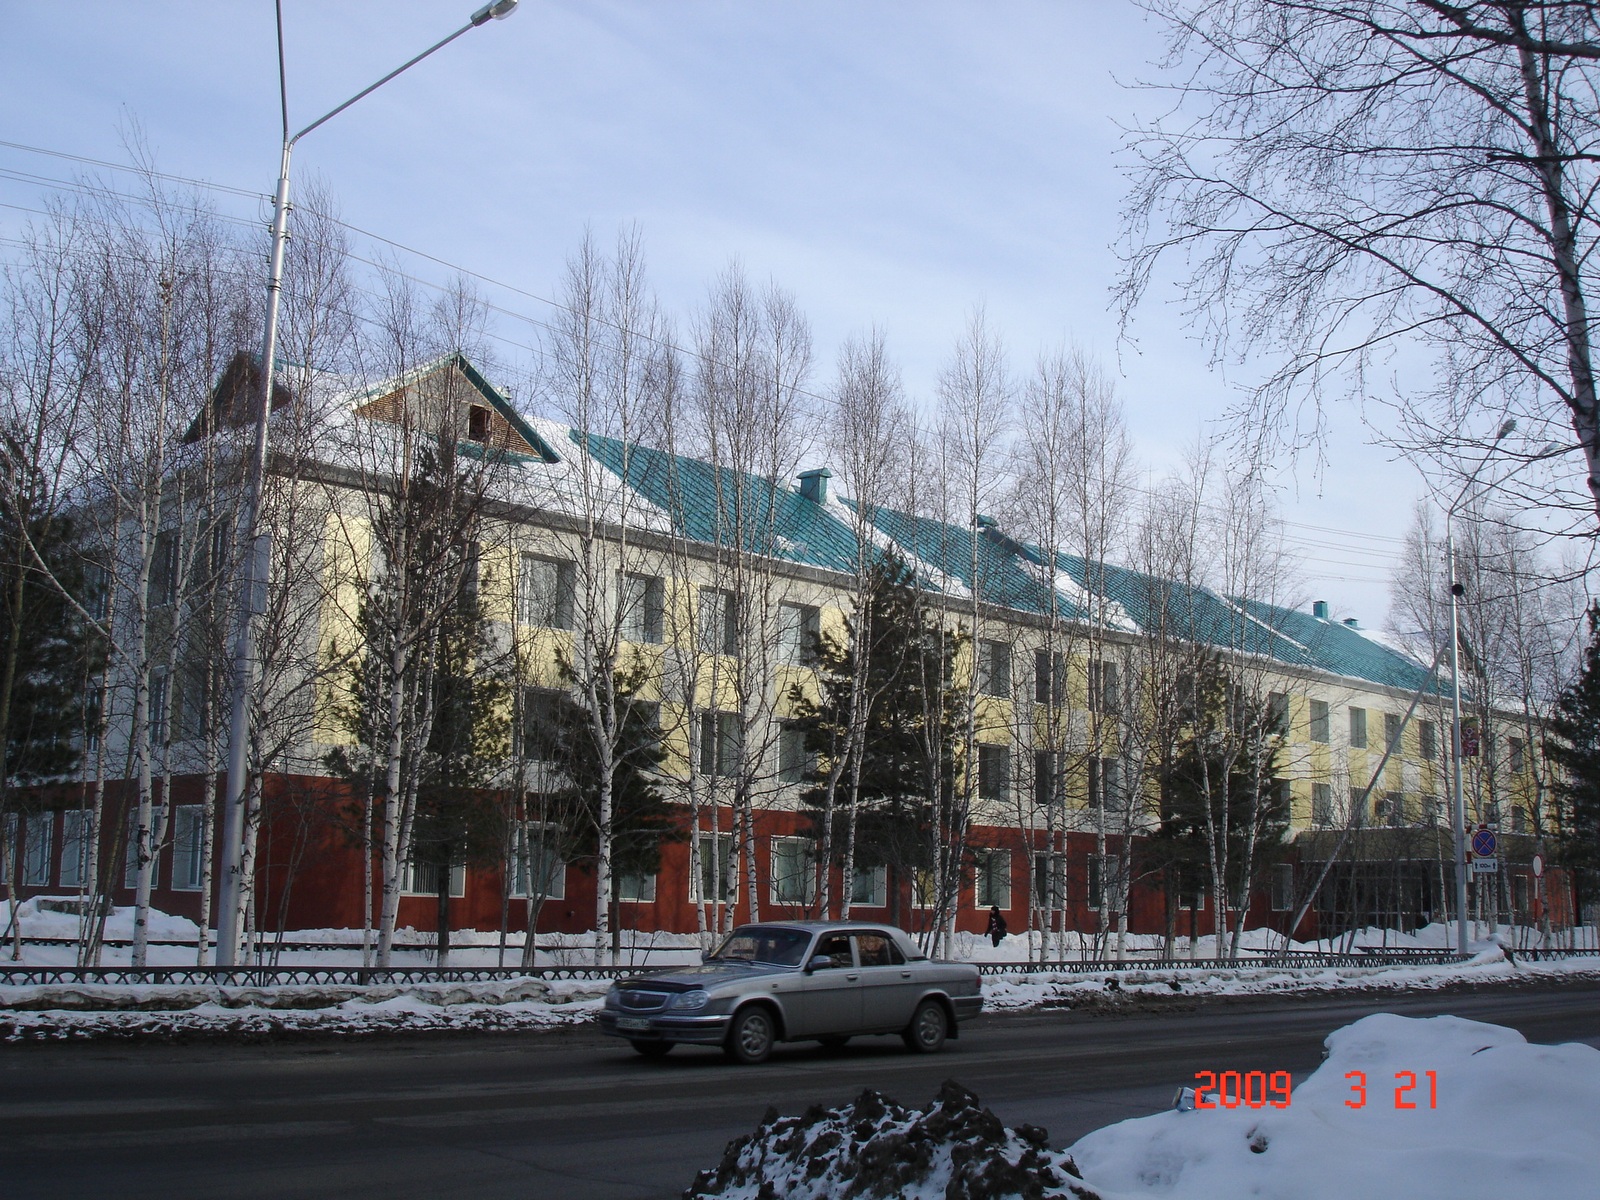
597,920 -> 983,1064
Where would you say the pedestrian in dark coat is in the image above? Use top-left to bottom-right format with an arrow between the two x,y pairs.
986,905 -> 1007,948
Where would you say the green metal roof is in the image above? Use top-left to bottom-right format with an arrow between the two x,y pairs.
570,432 -> 1431,694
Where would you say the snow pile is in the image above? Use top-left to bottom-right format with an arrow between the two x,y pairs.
0,977 -> 607,1042
1068,1013 -> 1600,1199
684,1017 -> 1600,1200
685,1080 -> 1097,1200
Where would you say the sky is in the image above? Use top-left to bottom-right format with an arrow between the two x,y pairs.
0,0 -> 1434,628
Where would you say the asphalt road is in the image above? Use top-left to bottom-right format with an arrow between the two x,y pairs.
2,981 -> 1597,1200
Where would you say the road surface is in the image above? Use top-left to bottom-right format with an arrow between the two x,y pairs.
2,980 -> 1596,1199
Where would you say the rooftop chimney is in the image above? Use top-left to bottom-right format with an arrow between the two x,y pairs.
1343,617 -> 1360,630
797,467 -> 831,503
1312,600 -> 1329,620
976,514 -> 999,530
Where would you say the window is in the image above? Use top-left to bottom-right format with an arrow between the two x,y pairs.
175,652 -> 215,744
977,744 -> 1011,801
693,832 -> 736,904
467,404 -> 491,442
1311,782 -> 1333,827
1348,707 -> 1367,749
83,562 -> 110,624
172,805 -> 205,891
509,824 -> 565,900
1271,863 -> 1294,912
1350,787 -> 1369,825
1088,755 -> 1123,810
59,811 -> 89,888
1034,749 -> 1059,807
1267,692 -> 1290,735
1509,737 -> 1526,774
911,868 -> 939,908
1385,712 -> 1403,754
402,859 -> 466,897
1375,791 -> 1406,826
851,864 -> 886,907
517,686 -> 565,762
1419,719 -> 1438,762
615,870 -> 656,903
0,813 -> 14,886
698,711 -> 742,779
698,587 -> 738,656
23,813 -> 53,886
1175,671 -> 1199,720
977,640 -> 1011,697
1309,699 -> 1330,744
974,848 -> 1011,909
619,573 -> 664,644
1511,805 -> 1528,834
778,603 -> 821,666
1087,854 -> 1123,911
1088,658 -> 1120,715
148,670 -> 170,748
770,836 -> 817,905
778,724 -> 811,786
1034,649 -> 1065,705
124,810 -> 160,890
519,554 -> 575,629
1272,778 -> 1293,820
1032,851 -> 1066,910
149,528 -> 180,607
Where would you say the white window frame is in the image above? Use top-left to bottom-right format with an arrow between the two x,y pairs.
171,804 -> 205,891
1032,851 -> 1066,911
691,831 -> 737,905
619,572 -> 664,644
770,836 -> 817,906
1271,863 -> 1294,911
977,743 -> 1011,802
509,824 -> 566,900
698,587 -> 738,656
23,812 -> 53,887
973,847 -> 1011,910
59,810 -> 89,889
401,859 -> 466,897
849,864 -> 887,908
977,639 -> 1011,698
616,869 -> 657,904
518,553 -> 575,629
778,602 -> 821,667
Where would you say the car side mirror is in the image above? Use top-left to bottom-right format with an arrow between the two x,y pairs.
805,955 -> 831,974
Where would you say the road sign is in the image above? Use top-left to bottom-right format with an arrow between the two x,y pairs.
1472,857 -> 1499,874
1532,853 -> 1545,879
1472,827 -> 1498,858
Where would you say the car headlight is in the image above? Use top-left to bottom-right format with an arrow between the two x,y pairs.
669,989 -> 710,1012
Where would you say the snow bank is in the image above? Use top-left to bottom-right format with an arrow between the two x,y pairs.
1069,1013 -> 1600,1199
686,1015 -> 1600,1200
685,1080 -> 1094,1200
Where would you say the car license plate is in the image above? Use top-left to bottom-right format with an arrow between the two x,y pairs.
616,1017 -> 651,1031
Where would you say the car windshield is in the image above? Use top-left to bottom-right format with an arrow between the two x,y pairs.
708,926 -> 811,967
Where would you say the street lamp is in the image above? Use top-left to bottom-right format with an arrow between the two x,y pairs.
1445,417 -> 1515,957
216,0 -> 520,968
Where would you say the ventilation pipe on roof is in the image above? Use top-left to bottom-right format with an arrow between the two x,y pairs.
1343,617 -> 1360,629
975,514 -> 999,530
797,467 -> 831,503
1312,600 -> 1329,620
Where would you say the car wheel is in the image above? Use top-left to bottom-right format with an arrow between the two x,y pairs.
902,999 -> 948,1053
725,1006 -> 776,1065
817,1035 -> 851,1050
629,1040 -> 674,1058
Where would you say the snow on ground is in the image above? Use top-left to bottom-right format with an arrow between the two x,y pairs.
1067,1013 -> 1600,1199
2,902 -> 1597,1041
686,1015 -> 1600,1200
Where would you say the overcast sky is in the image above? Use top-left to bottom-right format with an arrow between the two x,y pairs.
0,0 -> 1429,627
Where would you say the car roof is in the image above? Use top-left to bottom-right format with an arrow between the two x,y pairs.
734,920 -> 902,933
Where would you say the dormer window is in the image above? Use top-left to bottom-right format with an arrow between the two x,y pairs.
468,405 -> 491,443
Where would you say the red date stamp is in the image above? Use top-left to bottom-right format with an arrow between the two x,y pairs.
1188,1070 -> 1439,1110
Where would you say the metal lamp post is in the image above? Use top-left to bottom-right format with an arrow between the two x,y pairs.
1444,417 -> 1515,957
216,0 -> 520,968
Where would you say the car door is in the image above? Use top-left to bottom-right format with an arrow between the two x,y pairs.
853,931 -> 919,1030
796,931 -> 862,1036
